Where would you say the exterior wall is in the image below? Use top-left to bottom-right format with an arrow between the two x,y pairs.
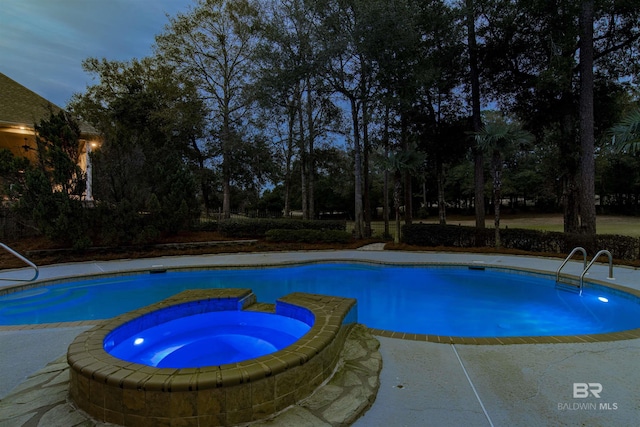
0,124 -> 100,201
0,127 -> 38,160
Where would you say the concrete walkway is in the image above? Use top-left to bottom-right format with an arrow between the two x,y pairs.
0,326 -> 92,398
355,337 -> 639,426
1,249 -> 640,426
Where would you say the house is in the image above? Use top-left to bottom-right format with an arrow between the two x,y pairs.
0,72 -> 100,200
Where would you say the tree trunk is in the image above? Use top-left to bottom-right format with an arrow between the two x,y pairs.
492,151 -> 502,248
298,96 -> 308,220
306,81 -> 315,220
363,99 -> 372,237
350,97 -> 364,239
560,94 -> 580,233
401,115 -> 412,225
384,170 -> 390,237
404,171 -> 412,225
283,102 -> 296,217
579,0 -> 596,235
283,179 -> 291,217
383,106 -> 390,238
190,138 -> 210,215
394,171 -> 402,244
222,114 -> 231,219
474,150 -> 485,225
466,0 -> 485,229
563,175 -> 580,233
437,163 -> 447,225
222,173 -> 231,220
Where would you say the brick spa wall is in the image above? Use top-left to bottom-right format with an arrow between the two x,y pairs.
67,288 -> 357,426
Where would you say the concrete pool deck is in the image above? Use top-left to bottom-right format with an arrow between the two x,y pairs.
1,249 -> 640,426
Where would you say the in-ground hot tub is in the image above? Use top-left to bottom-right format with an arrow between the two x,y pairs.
67,288 -> 357,426
104,310 -> 311,368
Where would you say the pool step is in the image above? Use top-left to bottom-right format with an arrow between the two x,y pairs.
244,302 -> 276,313
555,277 -> 581,294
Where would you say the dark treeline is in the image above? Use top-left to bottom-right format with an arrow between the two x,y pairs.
3,0 -> 640,246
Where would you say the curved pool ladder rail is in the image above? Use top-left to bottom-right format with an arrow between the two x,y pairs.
556,247 -> 587,282
556,247 -> 614,295
0,242 -> 39,281
580,249 -> 614,288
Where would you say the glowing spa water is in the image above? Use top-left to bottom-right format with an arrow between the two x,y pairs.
104,310 -> 311,368
2,263 -> 640,338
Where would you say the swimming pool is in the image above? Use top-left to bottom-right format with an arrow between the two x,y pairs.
2,262 -> 640,338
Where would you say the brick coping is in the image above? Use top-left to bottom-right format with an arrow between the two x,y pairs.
67,289 -> 357,426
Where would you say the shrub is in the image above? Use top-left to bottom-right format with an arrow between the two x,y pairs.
196,219 -> 219,232
401,223 -> 640,261
218,219 -> 346,238
597,234 -> 639,261
89,202 -> 144,246
500,228 -> 562,253
19,169 -> 91,250
265,228 -> 352,244
401,224 -> 492,247
16,111 -> 91,249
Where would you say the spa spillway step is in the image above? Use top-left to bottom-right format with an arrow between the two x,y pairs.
243,302 -> 276,313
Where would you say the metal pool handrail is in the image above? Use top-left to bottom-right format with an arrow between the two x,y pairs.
0,242 -> 39,281
556,246 -> 587,282
580,249 -> 614,289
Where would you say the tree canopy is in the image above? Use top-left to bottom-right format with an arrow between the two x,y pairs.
6,0 -> 637,245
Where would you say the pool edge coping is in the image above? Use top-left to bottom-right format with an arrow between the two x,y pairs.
2,256 -> 640,345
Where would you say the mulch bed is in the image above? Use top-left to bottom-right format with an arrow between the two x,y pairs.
2,232 -> 638,270
0,232 -> 379,270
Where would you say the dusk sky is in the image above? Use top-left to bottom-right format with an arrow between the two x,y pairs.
0,0 -> 194,108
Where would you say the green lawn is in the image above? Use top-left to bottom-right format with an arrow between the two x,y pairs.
448,214 -> 640,237
355,214 -> 640,238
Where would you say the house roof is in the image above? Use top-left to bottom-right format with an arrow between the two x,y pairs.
0,72 -> 61,126
0,72 -> 98,136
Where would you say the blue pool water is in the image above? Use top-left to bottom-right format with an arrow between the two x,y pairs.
1,263 -> 639,337
104,310 -> 311,368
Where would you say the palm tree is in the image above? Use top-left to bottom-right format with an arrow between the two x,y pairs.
610,108 -> 640,153
474,117 -> 534,248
